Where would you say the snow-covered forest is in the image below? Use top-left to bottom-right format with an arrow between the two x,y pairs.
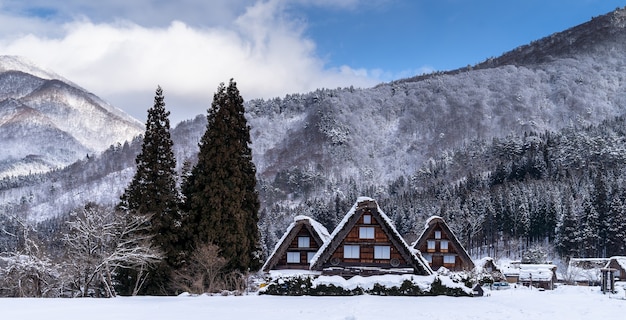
3,6 -> 626,298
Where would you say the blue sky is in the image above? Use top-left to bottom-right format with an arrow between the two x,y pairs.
295,0 -> 626,76
0,0 -> 624,123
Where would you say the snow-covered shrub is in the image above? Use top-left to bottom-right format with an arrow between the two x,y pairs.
260,274 -> 472,297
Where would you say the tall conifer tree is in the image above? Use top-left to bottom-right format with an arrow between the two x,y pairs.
182,79 -> 261,273
118,86 -> 181,295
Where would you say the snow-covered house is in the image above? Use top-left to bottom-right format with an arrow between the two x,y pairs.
604,256 -> 626,281
518,264 -> 558,290
310,197 -> 432,277
262,215 -> 330,272
412,216 -> 475,272
566,258 -> 609,286
500,261 -> 521,283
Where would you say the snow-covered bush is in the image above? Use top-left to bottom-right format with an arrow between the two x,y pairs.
259,274 -> 472,297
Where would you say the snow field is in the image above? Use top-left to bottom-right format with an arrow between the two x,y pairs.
1,285 -> 624,320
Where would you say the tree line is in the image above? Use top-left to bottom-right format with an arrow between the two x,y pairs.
258,118 -> 626,264
0,80 -> 260,297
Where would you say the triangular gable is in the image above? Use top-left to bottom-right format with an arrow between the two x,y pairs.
311,197 -> 432,275
262,215 -> 330,272
412,216 -> 475,271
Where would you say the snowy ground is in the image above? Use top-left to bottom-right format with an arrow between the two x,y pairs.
2,285 -> 625,320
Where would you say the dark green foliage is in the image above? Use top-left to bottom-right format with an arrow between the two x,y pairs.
260,276 -> 362,296
117,86 -> 181,295
260,275 -> 470,297
428,277 -> 471,297
368,280 -> 424,296
182,79 -> 261,273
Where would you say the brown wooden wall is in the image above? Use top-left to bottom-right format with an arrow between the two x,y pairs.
274,226 -> 322,269
417,222 -> 470,271
327,211 -> 408,268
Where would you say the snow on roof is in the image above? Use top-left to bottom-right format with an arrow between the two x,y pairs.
519,268 -> 555,282
261,215 -> 329,272
517,264 -> 557,282
411,215 -> 443,248
310,197 -> 432,273
474,257 -> 498,273
310,197 -> 370,267
608,256 -> 626,270
410,215 -> 473,270
567,258 -> 609,282
425,215 -> 444,227
294,215 -> 331,243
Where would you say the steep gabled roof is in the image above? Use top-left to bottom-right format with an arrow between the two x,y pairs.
262,215 -> 330,272
605,256 -> 626,271
412,215 -> 475,270
310,197 -> 432,275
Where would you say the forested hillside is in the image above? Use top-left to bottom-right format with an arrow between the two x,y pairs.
258,117 -> 626,262
3,7 -> 626,278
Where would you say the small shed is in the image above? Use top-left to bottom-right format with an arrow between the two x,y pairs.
566,258 -> 609,286
604,256 -> 626,281
519,264 -> 558,290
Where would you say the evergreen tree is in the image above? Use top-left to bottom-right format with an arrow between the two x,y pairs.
117,86 -> 181,295
591,173 -> 609,257
555,195 -> 580,258
182,79 -> 261,273
607,194 -> 626,256
580,196 -> 600,257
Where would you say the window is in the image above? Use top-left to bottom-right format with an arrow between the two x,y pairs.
287,252 -> 300,263
359,227 -> 375,239
423,254 -> 432,263
434,230 -> 442,239
363,214 -> 372,224
427,240 -> 436,251
298,236 -> 310,248
344,245 -> 360,259
440,240 -> 449,252
307,252 -> 316,263
443,255 -> 455,264
374,246 -> 391,259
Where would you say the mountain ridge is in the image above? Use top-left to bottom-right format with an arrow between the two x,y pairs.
3,7 -> 626,227
0,57 -> 144,178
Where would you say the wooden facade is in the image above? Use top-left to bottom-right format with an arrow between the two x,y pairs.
311,197 -> 432,277
262,216 -> 330,272
413,216 -> 475,272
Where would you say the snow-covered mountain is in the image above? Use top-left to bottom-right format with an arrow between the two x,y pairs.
4,7 -> 626,223
244,8 -> 626,186
0,56 -> 144,178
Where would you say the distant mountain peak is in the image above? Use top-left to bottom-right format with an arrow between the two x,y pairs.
0,55 -> 70,83
0,56 -> 144,178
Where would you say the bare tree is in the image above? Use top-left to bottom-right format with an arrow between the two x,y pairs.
171,243 -> 226,294
63,203 -> 161,297
0,212 -> 62,297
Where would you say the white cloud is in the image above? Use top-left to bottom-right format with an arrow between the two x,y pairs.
0,0 -> 382,124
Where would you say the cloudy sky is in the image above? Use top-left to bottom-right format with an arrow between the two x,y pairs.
0,0 -> 624,124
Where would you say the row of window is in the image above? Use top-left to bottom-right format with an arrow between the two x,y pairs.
422,254 -> 456,264
287,251 -> 316,263
344,245 -> 390,259
286,244 -> 393,264
427,239 -> 449,250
